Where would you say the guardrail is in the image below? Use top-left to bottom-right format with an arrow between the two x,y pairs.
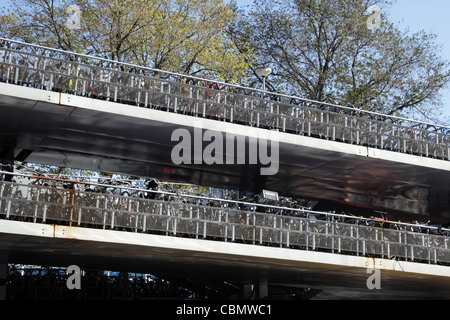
1,38 -> 450,160
0,172 -> 449,265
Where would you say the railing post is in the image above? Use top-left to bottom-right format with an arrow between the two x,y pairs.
338,237 -> 341,253
6,49 -> 12,83
278,216 -> 282,247
33,185 -> 40,223
106,74 -> 111,101
42,204 -> 47,223
166,205 -> 170,235
103,196 -> 108,229
253,213 -> 256,245
312,233 -> 316,251
111,211 -> 115,229
203,220 -> 207,238
174,97 -> 178,113
404,231 -> 408,260
434,248 -> 438,264
133,212 -> 138,232
195,207 -> 199,239
69,183 -> 75,227
285,229 -> 289,248
224,208 -> 228,242
356,225 -> 360,256
77,208 -> 82,226
331,222 -> 335,253
6,199 -> 11,219
305,220 -> 309,251
424,234 -> 430,263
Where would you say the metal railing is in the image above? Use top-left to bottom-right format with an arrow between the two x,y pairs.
1,38 -> 450,160
0,172 -> 449,265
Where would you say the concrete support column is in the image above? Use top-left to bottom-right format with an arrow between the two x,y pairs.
0,252 -> 9,300
257,280 -> 268,300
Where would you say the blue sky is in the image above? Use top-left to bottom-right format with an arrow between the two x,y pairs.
234,0 -> 450,57
389,0 -> 450,120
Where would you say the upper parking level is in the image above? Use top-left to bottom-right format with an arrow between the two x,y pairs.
1,37 -> 450,161
1,38 -> 450,225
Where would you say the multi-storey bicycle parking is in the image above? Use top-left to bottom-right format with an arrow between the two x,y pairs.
1,38 -> 450,268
